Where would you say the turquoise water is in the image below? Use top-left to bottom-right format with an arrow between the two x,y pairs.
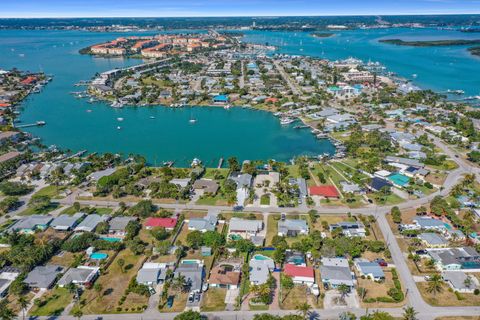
253,254 -> 271,261
1,27 -> 479,166
0,29 -> 333,166
242,28 -> 480,96
388,173 -> 410,186
100,236 -> 122,242
90,252 -> 108,260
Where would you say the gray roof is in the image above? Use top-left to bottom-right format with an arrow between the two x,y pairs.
9,215 -> 53,231
109,216 -> 137,232
428,247 -> 480,267
229,218 -> 263,233
57,266 -> 99,286
414,216 -> 446,228
192,179 -> 219,194
385,156 -> 424,168
442,271 -> 478,290
137,268 -> 160,285
51,212 -> 85,230
249,256 -> 274,285
24,265 -> 63,289
320,265 -> 354,286
289,178 -> 307,198
278,219 -> 308,235
418,233 -> 448,246
174,262 -> 203,292
88,168 -> 116,181
188,215 -> 217,232
75,214 -> 109,232
229,172 -> 253,188
355,261 -> 384,279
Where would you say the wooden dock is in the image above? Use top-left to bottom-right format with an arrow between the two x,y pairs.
217,157 -> 224,169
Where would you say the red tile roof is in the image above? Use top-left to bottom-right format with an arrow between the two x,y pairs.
308,185 -> 340,198
0,103 -> 11,108
284,264 -> 314,278
144,217 -> 177,228
21,76 -> 36,85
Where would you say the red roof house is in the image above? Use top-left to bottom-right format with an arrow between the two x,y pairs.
265,97 -> 279,104
144,217 -> 178,230
284,264 -> 315,285
308,185 -> 340,198
21,76 -> 37,85
0,103 -> 11,108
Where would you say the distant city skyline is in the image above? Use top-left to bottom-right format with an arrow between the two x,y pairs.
2,0 -> 480,18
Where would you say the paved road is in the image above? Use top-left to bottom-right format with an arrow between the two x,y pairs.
273,60 -> 301,96
26,135 -> 480,319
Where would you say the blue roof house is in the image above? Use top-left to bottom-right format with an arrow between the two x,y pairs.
213,94 -> 229,104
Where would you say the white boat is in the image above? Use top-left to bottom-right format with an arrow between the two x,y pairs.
117,117 -> 124,122
224,104 -> 231,110
280,118 -> 295,125
117,126 -> 122,130
111,101 -> 124,108
189,119 -> 197,123
86,109 -> 92,113
149,116 -> 155,119
191,158 -> 202,167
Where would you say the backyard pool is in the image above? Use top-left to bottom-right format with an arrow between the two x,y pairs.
90,252 -> 108,260
100,237 -> 122,242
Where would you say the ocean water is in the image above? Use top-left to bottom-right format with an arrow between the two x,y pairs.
242,27 -> 480,96
0,30 -> 333,166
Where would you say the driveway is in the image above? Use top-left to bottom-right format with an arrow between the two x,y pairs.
323,290 -> 359,309
225,288 -> 239,311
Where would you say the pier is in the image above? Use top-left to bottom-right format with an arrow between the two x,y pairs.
217,157 -> 224,169
15,121 -> 46,128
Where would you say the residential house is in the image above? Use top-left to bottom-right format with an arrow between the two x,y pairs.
442,271 -> 479,293
228,172 -> 253,206
309,185 -> 340,198
192,179 -> 219,196
50,212 -> 85,231
368,177 -> 393,192
288,178 -> 308,202
108,216 -> 137,237
74,214 -> 110,232
228,218 -> 263,240
427,247 -> 480,271
9,215 -> 53,234
354,259 -> 385,281
283,264 -> 315,285
57,266 -> 100,288
24,265 -> 63,289
418,233 -> 449,248
249,255 -> 275,285
208,264 -> 241,289
144,217 -> 178,231
285,250 -> 306,266
0,267 -> 20,297
188,214 -> 217,233
320,258 -> 355,289
278,219 -> 309,237
329,221 -> 366,237
174,261 -> 204,293
136,262 -> 170,287
413,216 -> 449,232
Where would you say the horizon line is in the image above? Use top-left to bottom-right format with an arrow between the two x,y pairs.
1,12 -> 480,19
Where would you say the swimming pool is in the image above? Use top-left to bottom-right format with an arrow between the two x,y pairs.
100,237 -> 122,243
253,254 -> 271,261
388,173 -> 410,187
90,252 -> 108,260
181,259 -> 201,264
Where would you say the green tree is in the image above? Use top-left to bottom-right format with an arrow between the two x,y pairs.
280,274 -> 294,303
18,295 -> 29,320
402,306 -> 418,320
426,274 -> 443,296
28,194 -> 51,212
337,283 -> 350,302
117,258 -> 125,273
295,302 -> 311,320
72,309 -> 83,320
186,230 -> 204,249
174,310 -> 202,320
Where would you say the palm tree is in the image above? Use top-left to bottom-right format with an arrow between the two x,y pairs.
18,295 -> 29,320
172,275 -> 186,293
295,302 -> 312,320
402,306 -> 418,320
72,308 -> 83,320
426,274 -> 443,296
337,283 -> 350,302
0,300 -> 15,320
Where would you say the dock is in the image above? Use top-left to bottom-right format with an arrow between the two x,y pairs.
15,121 -> 46,128
217,157 -> 224,169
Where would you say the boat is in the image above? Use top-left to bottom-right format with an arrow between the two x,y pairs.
111,101 -> 124,108
36,121 -> 46,126
86,109 -> 92,113
280,117 -> 295,125
191,158 -> 202,167
189,119 -> 197,123
149,116 -> 155,119
446,89 -> 465,95
224,104 -> 231,110
117,126 -> 122,130
117,117 -> 124,122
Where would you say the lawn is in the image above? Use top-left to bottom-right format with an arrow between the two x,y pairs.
19,203 -> 60,216
29,287 -> 73,316
368,192 -> 404,205
159,292 -> 188,312
357,270 -> 405,308
33,185 -> 66,199
203,168 -> 229,179
417,282 -> 480,306
279,285 -> 308,310
49,252 -> 84,268
80,248 -> 148,314
196,194 -> 229,206
201,288 -> 227,311
260,194 -> 271,206
266,214 -> 279,246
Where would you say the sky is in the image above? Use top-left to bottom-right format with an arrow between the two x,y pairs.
1,0 -> 480,18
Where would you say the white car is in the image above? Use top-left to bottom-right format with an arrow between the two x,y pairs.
311,284 -> 320,296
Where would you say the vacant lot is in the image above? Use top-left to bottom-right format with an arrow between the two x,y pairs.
417,282 -> 480,306
201,288 -> 227,311
357,270 -> 406,308
29,287 -> 73,316
80,249 -> 148,314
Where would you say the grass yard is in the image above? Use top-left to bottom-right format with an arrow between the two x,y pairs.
159,292 -> 188,312
260,194 -> 271,205
49,252 -> 83,268
196,194 -> 229,206
80,248 -> 147,314
34,185 -> 66,199
19,203 -> 60,216
201,288 -> 227,311
29,287 -> 73,316
203,168 -> 229,179
417,282 -> 480,306
279,285 -> 308,310
6,292 -> 35,315
266,214 -> 279,246
357,270 -> 406,308
425,171 -> 448,186
368,192 -> 404,206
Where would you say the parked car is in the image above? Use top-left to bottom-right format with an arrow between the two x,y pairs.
310,284 -> 320,296
188,292 -> 195,303
374,258 -> 388,267
167,296 -> 174,308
